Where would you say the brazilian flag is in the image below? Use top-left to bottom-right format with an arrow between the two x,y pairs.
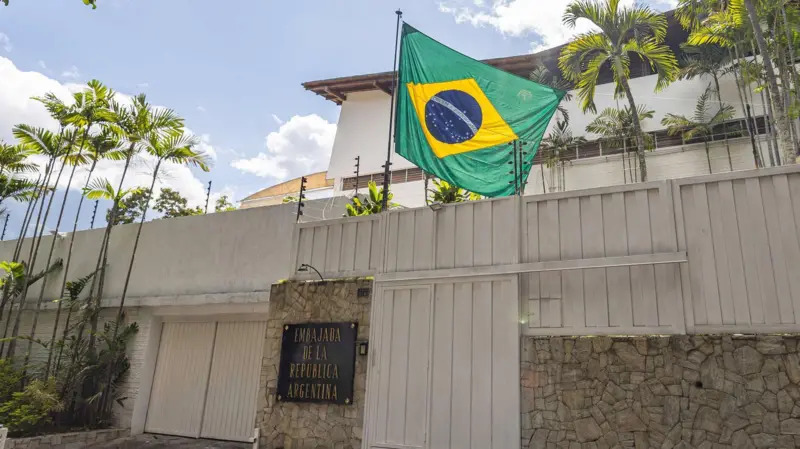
395,24 -> 564,197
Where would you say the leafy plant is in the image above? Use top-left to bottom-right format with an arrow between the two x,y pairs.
0,378 -> 63,437
214,195 -> 236,212
427,178 -> 481,203
662,86 -> 736,173
155,188 -> 204,218
0,357 -> 24,402
345,181 -> 396,216
586,105 -> 654,183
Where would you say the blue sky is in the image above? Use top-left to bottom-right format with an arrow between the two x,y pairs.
0,0 -> 674,235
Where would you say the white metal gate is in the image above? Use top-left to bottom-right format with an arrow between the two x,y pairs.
145,320 -> 266,442
364,276 -> 519,449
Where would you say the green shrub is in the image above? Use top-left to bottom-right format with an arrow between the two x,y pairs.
0,378 -> 63,436
0,357 -> 24,402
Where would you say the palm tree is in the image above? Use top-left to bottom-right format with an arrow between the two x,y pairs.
679,44 -> 740,168
95,132 -> 207,414
743,0 -> 795,163
116,131 -> 208,317
0,143 -> 38,177
27,82 -> 115,370
0,176 -> 38,206
55,178 -> 137,373
676,0 -> 713,31
689,0 -> 796,164
81,95 -> 182,356
541,120 -> 586,192
559,0 -> 679,182
586,105 -> 655,183
46,128 -> 124,375
5,125 -> 71,358
662,87 -> 736,173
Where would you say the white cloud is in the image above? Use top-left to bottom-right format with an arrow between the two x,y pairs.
0,55 -> 219,208
37,60 -> 47,70
0,33 -> 12,52
0,57 -> 70,141
194,133 -> 217,160
61,65 -> 80,79
439,0 -> 641,52
231,114 -> 336,180
271,114 -> 284,125
196,105 -> 207,112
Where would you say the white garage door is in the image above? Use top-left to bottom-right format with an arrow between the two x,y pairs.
145,320 -> 266,442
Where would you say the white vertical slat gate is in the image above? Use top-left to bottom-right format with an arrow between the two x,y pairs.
521,182 -> 684,335
674,168 -> 800,333
145,320 -> 266,442
200,321 -> 267,441
145,322 -> 217,438
364,277 -> 519,449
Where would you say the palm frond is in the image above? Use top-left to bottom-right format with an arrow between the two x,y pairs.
83,177 -> 115,201
624,37 -> 680,91
12,124 -> 59,156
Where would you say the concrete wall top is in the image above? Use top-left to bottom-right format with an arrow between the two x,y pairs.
0,203 -> 297,304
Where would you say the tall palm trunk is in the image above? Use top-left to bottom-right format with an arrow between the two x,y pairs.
743,0 -> 795,163
97,160 -> 161,415
704,140 -> 713,173
729,48 -> 761,167
712,73 -> 734,170
32,126 -> 91,375
761,86 -> 780,166
0,179 -> 38,329
736,43 -> 767,165
774,40 -> 799,152
0,167 -> 52,358
4,159 -> 56,357
7,157 -> 68,359
116,159 -> 161,320
48,156 -> 100,375
82,147 -> 134,359
619,77 -> 647,181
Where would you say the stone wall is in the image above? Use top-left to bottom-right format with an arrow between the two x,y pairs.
5,428 -> 127,449
256,279 -> 371,449
521,335 -> 800,449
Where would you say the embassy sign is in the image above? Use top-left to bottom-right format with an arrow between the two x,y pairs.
276,322 -> 357,405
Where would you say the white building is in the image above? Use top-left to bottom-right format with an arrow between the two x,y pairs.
304,12 -> 777,208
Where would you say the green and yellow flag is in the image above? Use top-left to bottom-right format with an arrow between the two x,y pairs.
395,24 -> 564,197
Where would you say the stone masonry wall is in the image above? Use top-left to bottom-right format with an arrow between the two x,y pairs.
256,279 -> 371,449
521,335 -> 800,449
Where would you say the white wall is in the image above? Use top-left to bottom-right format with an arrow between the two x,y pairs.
334,136 -> 767,206
561,70 -> 758,138
0,203 -> 297,304
526,136 -> 763,195
327,90 -> 417,182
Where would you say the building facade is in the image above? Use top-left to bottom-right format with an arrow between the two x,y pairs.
304,14 -> 778,208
